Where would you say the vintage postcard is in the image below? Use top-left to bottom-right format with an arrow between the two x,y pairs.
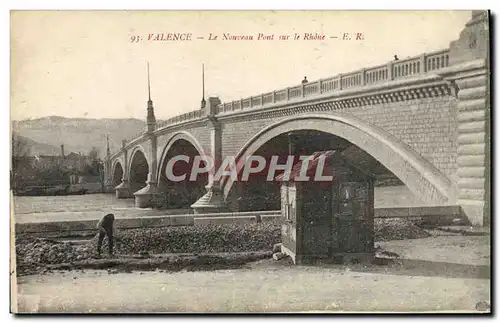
10,10 -> 491,314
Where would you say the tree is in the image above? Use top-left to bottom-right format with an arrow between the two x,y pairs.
88,146 -> 100,161
11,132 -> 33,191
11,132 -> 31,157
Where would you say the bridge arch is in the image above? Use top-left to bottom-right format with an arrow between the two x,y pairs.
127,145 -> 148,174
128,145 -> 149,192
156,131 -> 206,183
222,113 -> 455,206
111,160 -> 124,187
156,131 -> 208,209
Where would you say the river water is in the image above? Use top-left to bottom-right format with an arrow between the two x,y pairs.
12,194 -> 190,224
13,194 -> 135,215
13,186 -> 422,224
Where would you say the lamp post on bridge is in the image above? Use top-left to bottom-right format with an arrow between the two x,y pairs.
99,160 -> 105,193
102,134 -> 115,193
190,63 -> 229,213
191,99 -> 229,214
133,62 -> 160,208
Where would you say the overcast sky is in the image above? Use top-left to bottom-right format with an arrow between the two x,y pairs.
11,10 -> 472,121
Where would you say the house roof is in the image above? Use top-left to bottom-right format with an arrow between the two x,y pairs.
66,152 -> 81,159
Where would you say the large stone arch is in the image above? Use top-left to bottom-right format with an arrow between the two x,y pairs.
222,113 -> 455,206
111,159 -> 124,186
156,131 -> 206,183
111,156 -> 124,176
127,145 -> 148,175
127,144 -> 149,184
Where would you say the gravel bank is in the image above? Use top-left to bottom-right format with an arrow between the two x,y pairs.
15,219 -> 438,276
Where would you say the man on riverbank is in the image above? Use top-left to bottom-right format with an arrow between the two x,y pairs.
97,213 -> 115,257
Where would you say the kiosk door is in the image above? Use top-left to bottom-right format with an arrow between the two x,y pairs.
301,183 -> 332,260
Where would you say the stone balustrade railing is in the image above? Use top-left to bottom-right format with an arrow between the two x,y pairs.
155,109 -> 203,130
127,129 -> 148,142
113,48 -> 450,159
116,109 -> 204,157
215,48 -> 450,114
125,110 -> 203,140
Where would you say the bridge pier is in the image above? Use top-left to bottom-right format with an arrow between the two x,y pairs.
103,181 -> 115,194
191,181 -> 228,214
133,174 -> 160,208
114,140 -> 132,198
191,98 -> 229,214
445,62 -> 490,227
115,180 -> 132,199
441,10 -> 490,226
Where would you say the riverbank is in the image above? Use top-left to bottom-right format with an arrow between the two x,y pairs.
14,234 -> 490,313
14,218 -> 449,276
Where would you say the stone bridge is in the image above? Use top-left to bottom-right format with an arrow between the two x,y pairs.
104,11 -> 490,226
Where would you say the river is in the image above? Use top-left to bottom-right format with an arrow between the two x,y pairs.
12,194 -> 190,224
13,186 -> 423,224
13,194 -> 135,215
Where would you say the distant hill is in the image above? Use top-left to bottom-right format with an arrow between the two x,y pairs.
12,116 -> 147,158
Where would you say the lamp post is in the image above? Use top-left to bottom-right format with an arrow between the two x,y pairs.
99,160 -> 104,193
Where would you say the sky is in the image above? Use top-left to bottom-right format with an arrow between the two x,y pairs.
10,10 -> 472,121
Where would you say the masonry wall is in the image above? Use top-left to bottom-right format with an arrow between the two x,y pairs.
155,122 -> 212,168
348,96 -> 459,179
182,124 -> 211,155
